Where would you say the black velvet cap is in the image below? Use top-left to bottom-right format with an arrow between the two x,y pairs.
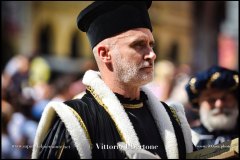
77,1 -> 152,48
185,66 -> 239,107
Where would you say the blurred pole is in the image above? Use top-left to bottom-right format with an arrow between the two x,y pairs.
192,2 -> 224,72
218,1 -> 238,70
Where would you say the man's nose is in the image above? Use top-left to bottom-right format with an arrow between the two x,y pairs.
145,50 -> 156,61
215,98 -> 224,109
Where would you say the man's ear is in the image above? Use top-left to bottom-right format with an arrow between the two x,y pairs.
97,45 -> 111,63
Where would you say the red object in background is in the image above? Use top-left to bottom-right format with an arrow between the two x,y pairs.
218,34 -> 237,70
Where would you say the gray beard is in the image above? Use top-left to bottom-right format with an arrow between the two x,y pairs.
113,52 -> 153,85
200,105 -> 239,132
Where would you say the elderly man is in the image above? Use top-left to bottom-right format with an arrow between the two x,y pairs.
32,1 -> 193,159
186,66 -> 239,149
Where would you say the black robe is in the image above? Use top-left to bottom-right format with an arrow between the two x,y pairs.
192,123 -> 239,150
38,90 -> 187,159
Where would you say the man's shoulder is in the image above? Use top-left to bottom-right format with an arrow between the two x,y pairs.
64,93 -> 94,111
163,101 -> 186,125
165,101 -> 185,114
63,92 -> 104,117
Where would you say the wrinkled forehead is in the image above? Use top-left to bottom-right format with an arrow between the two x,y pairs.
200,88 -> 234,98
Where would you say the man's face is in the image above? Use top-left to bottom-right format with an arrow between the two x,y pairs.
198,88 -> 239,132
110,28 -> 156,86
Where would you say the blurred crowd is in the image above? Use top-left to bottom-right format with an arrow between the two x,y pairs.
146,60 -> 200,127
2,54 -> 86,159
2,54 -> 238,158
1,55 -> 198,159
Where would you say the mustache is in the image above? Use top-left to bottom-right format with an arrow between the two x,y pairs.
210,108 -> 233,116
140,61 -> 154,68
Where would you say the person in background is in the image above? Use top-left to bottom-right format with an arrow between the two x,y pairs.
167,64 -> 200,128
146,60 -> 176,101
1,99 -> 14,159
32,1 -> 194,159
185,66 -> 239,149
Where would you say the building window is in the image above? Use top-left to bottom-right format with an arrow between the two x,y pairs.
71,31 -> 82,58
39,24 -> 52,55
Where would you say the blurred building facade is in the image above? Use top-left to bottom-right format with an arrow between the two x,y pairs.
2,1 -> 238,74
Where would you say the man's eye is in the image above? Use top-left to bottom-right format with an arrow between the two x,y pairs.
131,43 -> 145,50
207,98 -> 216,104
150,43 -> 155,49
136,42 -> 145,47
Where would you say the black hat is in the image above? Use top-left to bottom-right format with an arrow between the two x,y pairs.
77,1 -> 152,49
185,66 -> 239,107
